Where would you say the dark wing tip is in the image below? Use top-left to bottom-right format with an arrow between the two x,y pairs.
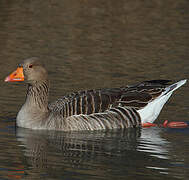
143,80 -> 172,86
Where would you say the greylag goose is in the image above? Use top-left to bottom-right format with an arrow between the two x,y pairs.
4,57 -> 187,131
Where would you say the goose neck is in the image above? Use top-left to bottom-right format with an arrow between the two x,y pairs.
26,80 -> 49,110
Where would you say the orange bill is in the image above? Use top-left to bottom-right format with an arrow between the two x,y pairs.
4,67 -> 24,82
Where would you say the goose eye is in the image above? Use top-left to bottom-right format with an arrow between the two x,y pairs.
29,64 -> 33,68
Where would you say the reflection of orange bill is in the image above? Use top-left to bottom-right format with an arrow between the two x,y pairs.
4,67 -> 24,82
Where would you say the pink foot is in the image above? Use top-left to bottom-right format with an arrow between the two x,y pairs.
142,122 -> 157,128
163,120 -> 188,128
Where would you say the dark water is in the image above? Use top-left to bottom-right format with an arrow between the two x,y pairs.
0,0 -> 189,179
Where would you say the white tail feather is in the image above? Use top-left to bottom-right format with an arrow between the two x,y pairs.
138,79 -> 187,124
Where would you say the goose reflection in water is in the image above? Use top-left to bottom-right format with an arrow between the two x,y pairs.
16,128 -> 141,169
15,127 -> 185,179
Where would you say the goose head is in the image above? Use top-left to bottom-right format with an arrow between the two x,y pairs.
5,57 -> 48,84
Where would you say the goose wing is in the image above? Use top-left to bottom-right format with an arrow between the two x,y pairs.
49,80 -> 171,116
49,88 -> 126,116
